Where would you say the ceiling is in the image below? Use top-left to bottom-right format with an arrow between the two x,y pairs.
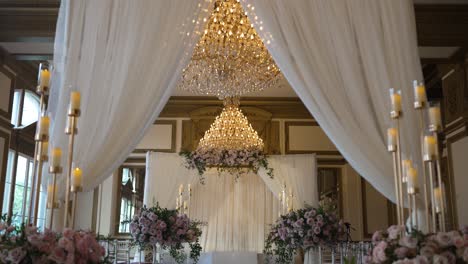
1,1 -> 467,98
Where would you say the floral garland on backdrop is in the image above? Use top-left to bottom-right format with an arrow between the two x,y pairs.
180,148 -> 273,183
264,200 -> 344,263
128,204 -> 203,264
367,225 -> 468,264
0,215 -> 106,264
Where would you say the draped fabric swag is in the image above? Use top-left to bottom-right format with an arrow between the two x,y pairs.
144,152 -> 318,252
242,0 -> 423,204
47,0 -> 211,192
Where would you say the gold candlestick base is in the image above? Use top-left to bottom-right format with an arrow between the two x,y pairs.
390,111 -> 401,119
68,108 -> 81,117
34,134 -> 49,142
71,185 -> 83,193
414,101 -> 425,109
429,125 -> 441,133
49,166 -> 63,174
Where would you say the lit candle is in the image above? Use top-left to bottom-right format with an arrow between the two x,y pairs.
37,116 -> 50,138
176,197 -> 179,210
41,141 -> 49,157
72,167 -> 82,188
387,128 -> 397,150
188,184 -> 192,196
38,69 -> 51,91
184,201 -> 188,211
179,184 -> 184,196
413,81 -> 427,104
434,187 -> 442,213
407,166 -> 418,194
51,148 -> 62,168
389,88 -> 402,113
424,136 -> 437,159
402,159 -> 412,183
428,106 -> 442,130
69,91 -> 81,112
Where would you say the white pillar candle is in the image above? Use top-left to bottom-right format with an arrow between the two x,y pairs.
41,141 -> 49,157
434,187 -> 442,213
407,167 -> 418,193
51,148 -> 62,168
402,159 -> 412,183
389,88 -> 402,113
69,91 -> 81,112
37,116 -> 50,138
424,136 -> 437,158
387,128 -> 397,149
413,81 -> 427,104
38,69 -> 51,91
72,167 -> 82,188
428,106 -> 442,130
179,184 -> 184,196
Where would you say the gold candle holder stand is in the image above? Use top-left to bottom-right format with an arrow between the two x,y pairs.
48,165 -> 62,229
64,109 -> 80,228
390,110 -> 405,227
429,125 -> 446,232
28,85 -> 49,225
70,185 -> 83,229
415,102 -> 431,233
32,134 -> 48,226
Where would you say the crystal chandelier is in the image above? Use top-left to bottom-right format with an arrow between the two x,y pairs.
178,0 -> 281,98
197,97 -> 264,151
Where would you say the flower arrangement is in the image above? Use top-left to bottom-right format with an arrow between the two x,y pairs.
180,148 -> 273,183
264,203 -> 344,263
128,204 -> 203,263
0,215 -> 106,264
367,225 -> 468,263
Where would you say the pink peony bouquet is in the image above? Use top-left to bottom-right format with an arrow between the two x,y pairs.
0,215 -> 105,264
265,204 -> 344,263
180,148 -> 273,183
366,225 -> 468,264
128,204 -> 203,263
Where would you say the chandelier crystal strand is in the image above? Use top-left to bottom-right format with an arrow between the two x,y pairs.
197,97 -> 264,151
178,0 -> 281,98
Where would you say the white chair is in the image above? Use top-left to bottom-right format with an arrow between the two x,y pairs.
114,240 -> 131,264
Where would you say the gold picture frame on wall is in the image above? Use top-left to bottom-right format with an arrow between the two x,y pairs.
0,67 -> 15,120
133,120 -> 177,153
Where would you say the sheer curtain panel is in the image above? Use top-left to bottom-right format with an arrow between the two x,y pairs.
243,0 -> 423,203
47,0 -> 211,192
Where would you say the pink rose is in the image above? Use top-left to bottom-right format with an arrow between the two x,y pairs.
420,246 -> 435,258
395,247 -> 409,259
372,241 -> 388,263
399,236 -> 418,249
433,254 -> 449,264
372,231 -> 383,242
6,247 -> 26,264
440,251 -> 456,264
387,225 -> 405,240
436,232 -> 452,247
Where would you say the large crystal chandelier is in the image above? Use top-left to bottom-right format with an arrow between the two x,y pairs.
197,97 -> 264,151
178,0 -> 281,98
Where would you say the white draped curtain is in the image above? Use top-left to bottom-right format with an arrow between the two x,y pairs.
242,0 -> 423,203
47,0 -> 211,192
144,152 -> 318,252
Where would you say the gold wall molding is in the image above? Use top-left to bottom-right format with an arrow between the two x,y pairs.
133,120 -> 177,153
284,121 -> 341,155
0,66 -> 15,120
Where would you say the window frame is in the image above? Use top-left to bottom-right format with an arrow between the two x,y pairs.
114,165 -> 146,236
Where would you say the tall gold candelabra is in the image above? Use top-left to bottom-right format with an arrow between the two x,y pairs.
48,164 -> 62,229
64,106 -> 80,228
387,81 -> 447,233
